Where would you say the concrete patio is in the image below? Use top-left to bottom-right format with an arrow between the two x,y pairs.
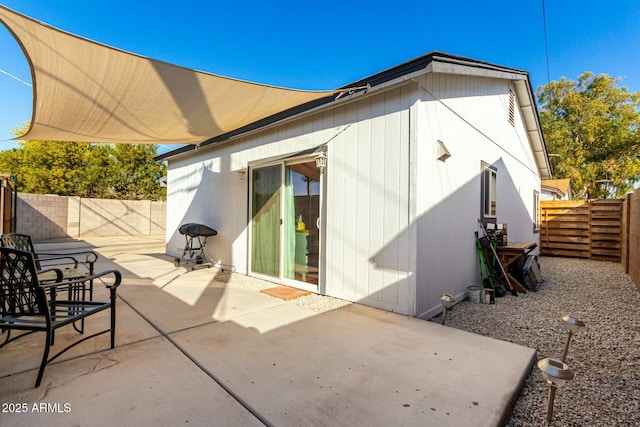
0,236 -> 536,426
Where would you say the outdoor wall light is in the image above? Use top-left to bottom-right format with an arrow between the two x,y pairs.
537,357 -> 574,425
437,140 -> 451,162
439,293 -> 456,325
561,315 -> 585,362
315,151 -> 327,173
238,168 -> 247,180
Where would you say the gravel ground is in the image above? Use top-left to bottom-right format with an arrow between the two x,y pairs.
430,256 -> 640,426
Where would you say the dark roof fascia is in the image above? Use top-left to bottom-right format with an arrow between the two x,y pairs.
344,51 -> 528,89
155,51 -> 534,162
154,95 -> 335,161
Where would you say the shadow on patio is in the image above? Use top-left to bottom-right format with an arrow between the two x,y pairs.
0,236 -> 535,427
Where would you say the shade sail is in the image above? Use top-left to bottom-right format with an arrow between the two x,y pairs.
0,5 -> 336,144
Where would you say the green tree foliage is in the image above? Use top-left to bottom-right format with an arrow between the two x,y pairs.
537,73 -> 640,199
107,144 -> 166,200
0,125 -> 166,200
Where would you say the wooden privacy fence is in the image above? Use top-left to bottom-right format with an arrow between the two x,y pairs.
540,199 -> 623,262
622,188 -> 640,290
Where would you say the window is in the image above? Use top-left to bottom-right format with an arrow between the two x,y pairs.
482,165 -> 497,220
533,190 -> 540,233
508,89 -> 515,126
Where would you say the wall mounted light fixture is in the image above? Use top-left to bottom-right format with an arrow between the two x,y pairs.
437,140 -> 451,162
315,151 -> 327,173
238,168 -> 247,180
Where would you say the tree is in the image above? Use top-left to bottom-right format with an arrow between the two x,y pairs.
537,73 -> 640,199
0,139 -> 92,196
107,144 -> 166,200
0,123 -> 166,200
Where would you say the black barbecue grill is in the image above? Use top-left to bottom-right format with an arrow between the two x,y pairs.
173,223 -> 218,270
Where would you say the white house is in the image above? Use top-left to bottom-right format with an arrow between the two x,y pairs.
157,52 -> 551,318
541,178 -> 573,200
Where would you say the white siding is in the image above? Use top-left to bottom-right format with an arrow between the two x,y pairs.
413,73 -> 541,318
165,70 -> 543,319
324,87 -> 413,314
167,86 -> 414,314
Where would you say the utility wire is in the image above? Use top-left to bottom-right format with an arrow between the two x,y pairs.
0,68 -> 31,86
542,0 -> 551,83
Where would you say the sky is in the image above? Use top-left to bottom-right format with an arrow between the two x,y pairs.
1,0 -> 639,154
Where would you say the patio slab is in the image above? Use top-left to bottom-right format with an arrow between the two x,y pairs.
171,303 -> 535,427
1,236 -> 536,426
0,337 -> 263,427
117,279 -> 288,333
0,300 -> 158,379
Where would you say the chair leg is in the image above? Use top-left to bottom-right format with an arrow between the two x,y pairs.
35,328 -> 52,388
110,291 -> 116,349
71,283 -> 87,334
1,328 -> 10,346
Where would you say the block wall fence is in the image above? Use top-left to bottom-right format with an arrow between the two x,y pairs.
16,193 -> 166,242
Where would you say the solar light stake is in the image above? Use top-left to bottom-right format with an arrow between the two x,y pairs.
537,357 -> 574,425
546,383 -> 558,425
561,315 -> 585,362
439,293 -> 456,325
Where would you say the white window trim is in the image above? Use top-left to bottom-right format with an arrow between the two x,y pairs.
483,166 -> 498,219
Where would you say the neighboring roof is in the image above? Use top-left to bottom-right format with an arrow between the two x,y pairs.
542,178 -> 572,196
0,5 -> 336,145
156,52 -> 552,179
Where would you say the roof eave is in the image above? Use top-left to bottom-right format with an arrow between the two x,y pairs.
156,52 -> 553,176
513,78 -> 552,180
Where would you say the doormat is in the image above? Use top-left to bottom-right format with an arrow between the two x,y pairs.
260,286 -> 310,301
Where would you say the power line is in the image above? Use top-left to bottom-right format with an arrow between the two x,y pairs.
0,68 -> 31,86
542,0 -> 551,83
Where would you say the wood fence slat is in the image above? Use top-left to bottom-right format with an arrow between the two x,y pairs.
622,193 -> 630,273
544,215 -> 590,222
542,228 -> 588,236
625,189 -> 640,289
544,222 -> 589,229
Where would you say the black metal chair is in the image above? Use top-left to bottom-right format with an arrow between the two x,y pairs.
1,233 -> 98,293
2,233 -> 102,334
0,247 -> 121,388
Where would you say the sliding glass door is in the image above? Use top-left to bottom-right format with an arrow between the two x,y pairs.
250,160 -> 321,287
251,165 -> 281,277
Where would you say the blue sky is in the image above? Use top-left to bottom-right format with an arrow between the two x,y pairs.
1,1 -> 639,154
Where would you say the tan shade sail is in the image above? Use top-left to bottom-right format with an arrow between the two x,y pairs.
0,5 -> 336,144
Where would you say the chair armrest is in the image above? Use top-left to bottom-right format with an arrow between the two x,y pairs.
41,269 -> 122,291
37,268 -> 64,286
37,254 -> 80,268
39,250 -> 99,265
41,250 -> 99,264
